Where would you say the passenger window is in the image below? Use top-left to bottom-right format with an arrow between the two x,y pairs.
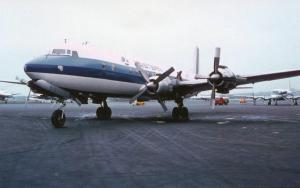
102,63 -> 106,69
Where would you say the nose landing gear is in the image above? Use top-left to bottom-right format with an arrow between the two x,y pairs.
96,99 -> 112,120
51,102 -> 66,128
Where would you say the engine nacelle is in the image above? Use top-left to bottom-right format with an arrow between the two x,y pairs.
208,67 -> 237,94
157,78 -> 174,95
148,76 -> 175,95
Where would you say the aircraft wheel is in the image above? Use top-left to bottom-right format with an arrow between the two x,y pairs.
180,107 -> 189,121
172,107 -> 179,121
268,101 -> 271,106
105,107 -> 112,119
96,107 -> 112,120
294,101 -> 298,106
51,110 -> 66,128
172,107 -> 189,121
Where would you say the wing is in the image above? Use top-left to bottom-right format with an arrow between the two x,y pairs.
238,70 -> 300,85
0,80 -> 26,85
174,80 -> 211,96
175,70 -> 300,97
233,95 -> 268,100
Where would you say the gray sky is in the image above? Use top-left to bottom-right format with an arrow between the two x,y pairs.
0,0 -> 300,94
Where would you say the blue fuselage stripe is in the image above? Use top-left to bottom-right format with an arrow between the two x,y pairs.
24,56 -> 150,84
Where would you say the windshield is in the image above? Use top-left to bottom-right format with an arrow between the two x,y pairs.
52,49 -> 66,55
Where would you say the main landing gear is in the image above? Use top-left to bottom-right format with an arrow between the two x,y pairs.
96,99 -> 112,120
51,102 -> 66,128
268,100 -> 272,106
293,100 -> 298,106
172,98 -> 189,121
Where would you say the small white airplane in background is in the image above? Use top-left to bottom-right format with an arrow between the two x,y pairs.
0,90 -> 16,104
245,89 -> 300,106
1,46 -> 300,128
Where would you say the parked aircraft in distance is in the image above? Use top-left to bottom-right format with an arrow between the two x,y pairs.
0,90 -> 16,104
243,89 -> 299,105
1,46 -> 300,128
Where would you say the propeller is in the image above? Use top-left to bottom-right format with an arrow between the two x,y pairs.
130,62 -> 175,112
24,89 -> 31,110
194,47 -> 222,109
209,47 -> 221,109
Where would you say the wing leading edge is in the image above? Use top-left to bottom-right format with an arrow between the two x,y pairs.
176,69 -> 300,96
239,70 -> 300,85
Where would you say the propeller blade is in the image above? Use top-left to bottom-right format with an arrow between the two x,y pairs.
24,89 -> 31,110
154,67 -> 175,83
135,62 -> 150,83
196,46 -> 199,75
176,71 -> 183,81
129,85 -> 147,104
214,47 -> 221,73
211,84 -> 216,109
157,98 -> 168,112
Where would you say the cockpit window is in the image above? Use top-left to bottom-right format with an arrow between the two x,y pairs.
52,49 -> 66,55
51,49 -> 78,57
72,51 -> 78,57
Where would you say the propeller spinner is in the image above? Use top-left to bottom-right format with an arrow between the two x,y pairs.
130,62 -> 175,112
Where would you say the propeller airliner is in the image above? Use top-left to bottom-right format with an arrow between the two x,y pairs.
0,90 -> 16,104
1,46 -> 300,128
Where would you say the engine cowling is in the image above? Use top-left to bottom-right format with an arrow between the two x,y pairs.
208,67 -> 237,94
148,76 -> 174,95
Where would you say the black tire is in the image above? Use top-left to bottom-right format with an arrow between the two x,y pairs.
51,110 -> 66,128
105,107 -> 112,119
172,107 -> 179,121
268,101 -> 271,106
181,107 -> 189,121
96,107 -> 112,120
96,107 -> 105,120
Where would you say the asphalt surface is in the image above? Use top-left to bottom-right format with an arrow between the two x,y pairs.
0,100 -> 299,188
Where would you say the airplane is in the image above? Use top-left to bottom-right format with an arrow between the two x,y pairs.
0,90 -> 16,104
1,46 -> 300,128
242,89 -> 300,106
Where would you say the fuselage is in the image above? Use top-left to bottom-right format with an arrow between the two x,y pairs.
270,89 -> 293,100
24,49 -> 160,98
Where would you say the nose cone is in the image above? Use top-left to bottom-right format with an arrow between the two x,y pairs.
24,56 -> 46,79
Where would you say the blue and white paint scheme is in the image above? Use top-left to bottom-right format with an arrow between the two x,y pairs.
1,46 -> 300,127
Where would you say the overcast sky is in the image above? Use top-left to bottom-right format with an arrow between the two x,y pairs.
0,0 -> 299,95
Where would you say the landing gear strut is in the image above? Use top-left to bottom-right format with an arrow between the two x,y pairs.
172,98 -> 189,121
96,99 -> 112,120
294,100 -> 298,106
268,100 -> 271,106
51,102 -> 66,128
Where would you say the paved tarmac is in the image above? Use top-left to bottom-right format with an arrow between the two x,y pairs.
0,100 -> 299,188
